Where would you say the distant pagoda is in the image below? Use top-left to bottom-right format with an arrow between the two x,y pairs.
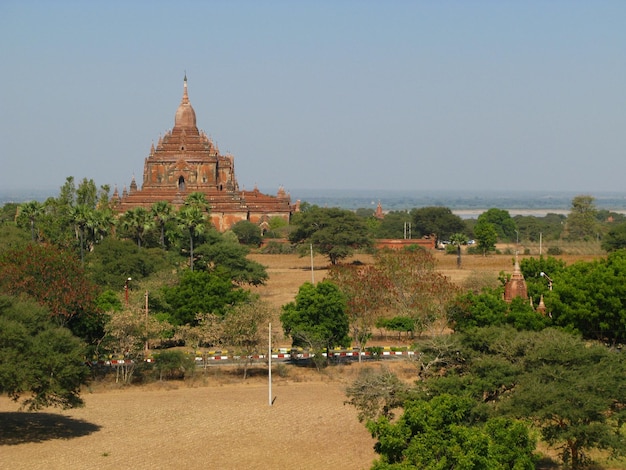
504,255 -> 528,302
114,76 -> 293,231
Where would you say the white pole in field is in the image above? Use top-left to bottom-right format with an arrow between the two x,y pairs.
539,232 -> 542,256
144,291 -> 149,352
268,322 -> 272,406
310,243 -> 315,284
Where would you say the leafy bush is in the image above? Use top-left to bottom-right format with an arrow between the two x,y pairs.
366,346 -> 383,360
445,244 -> 458,255
466,246 -> 481,255
376,316 -> 415,334
152,350 -> 196,380
231,220 -> 262,246
547,246 -> 563,255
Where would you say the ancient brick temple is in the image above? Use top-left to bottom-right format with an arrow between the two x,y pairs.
503,255 -> 528,302
114,76 -> 293,231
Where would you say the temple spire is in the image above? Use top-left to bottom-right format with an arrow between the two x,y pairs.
182,74 -> 189,105
174,74 -> 196,128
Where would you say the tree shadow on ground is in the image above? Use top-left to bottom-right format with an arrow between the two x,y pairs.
0,412 -> 101,445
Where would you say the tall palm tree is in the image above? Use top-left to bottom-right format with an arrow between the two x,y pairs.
17,201 -> 44,241
184,191 -> 210,210
151,201 -> 175,248
450,232 -> 468,268
119,207 -> 154,248
90,208 -> 116,245
70,204 -> 93,264
177,204 -> 208,270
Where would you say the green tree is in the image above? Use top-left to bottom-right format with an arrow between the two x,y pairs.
89,207 -> 116,245
69,204 -> 94,264
0,295 -> 89,410
548,250 -> 626,343
185,191 -> 211,209
344,367 -> 408,422
119,206 -> 154,248
410,206 -> 465,245
449,232 -> 467,268
96,184 -> 112,210
16,200 -> 44,242
425,326 -> 626,469
58,176 -> 76,207
288,206 -> 372,265
0,222 -> 30,253
0,202 -> 19,225
514,213 -> 566,242
151,201 -> 175,248
37,177 -> 112,255
355,207 -> 375,218
448,289 -> 550,333
264,216 -> 289,238
152,350 -> 195,381
473,219 -> 498,255
565,194 -> 598,241
194,238 -> 268,286
372,211 -> 412,239
519,255 -> 566,303
601,221 -> 626,252
448,290 -> 509,331
103,306 -> 169,383
221,299 -> 273,379
36,177 -> 78,248
280,281 -> 350,368
76,177 -> 98,207
177,193 -> 211,270
231,220 -> 263,246
162,269 -> 250,325
477,208 -> 517,241
503,328 -> 626,468
367,393 -> 536,469
86,238 -> 169,289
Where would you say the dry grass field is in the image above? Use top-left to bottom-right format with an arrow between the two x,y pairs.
0,368 -> 383,470
248,247 -> 601,311
0,248 -> 610,470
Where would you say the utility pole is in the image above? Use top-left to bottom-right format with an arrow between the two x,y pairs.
145,291 -> 149,352
310,243 -> 315,283
268,322 -> 272,406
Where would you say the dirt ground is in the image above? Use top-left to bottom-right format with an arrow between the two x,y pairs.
0,365 -> 382,470
0,249 -> 605,470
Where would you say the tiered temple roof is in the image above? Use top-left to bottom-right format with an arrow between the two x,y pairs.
114,76 -> 293,231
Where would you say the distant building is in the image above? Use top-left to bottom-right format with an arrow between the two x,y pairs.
374,201 -> 384,219
503,256 -> 552,317
114,76 -> 293,231
503,256 -> 528,302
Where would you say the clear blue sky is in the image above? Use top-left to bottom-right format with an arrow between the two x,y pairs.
1,1 -> 625,194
